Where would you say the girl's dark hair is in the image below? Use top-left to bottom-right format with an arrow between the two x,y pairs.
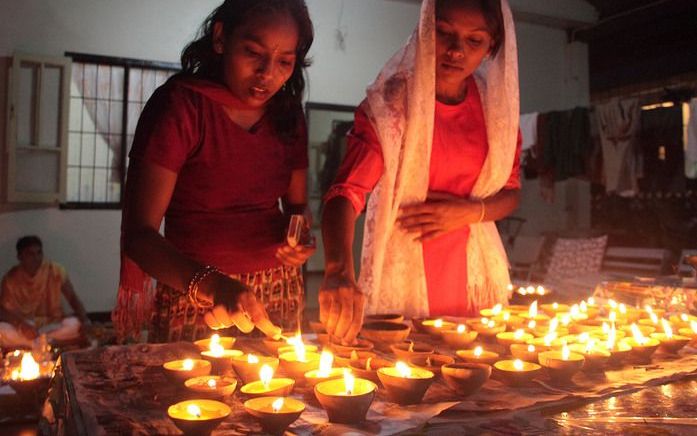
437,0 -> 505,57
180,0 -> 314,143
16,235 -> 42,254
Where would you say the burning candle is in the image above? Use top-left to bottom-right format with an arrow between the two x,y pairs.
520,301 -> 550,322
314,369 -> 377,423
650,319 -> 690,354
669,313 -> 697,328
200,340 -> 243,374
510,343 -> 540,363
622,323 -> 660,363
538,345 -> 585,383
184,375 -> 237,399
377,361 -> 435,404
541,302 -> 570,317
194,333 -> 236,352
230,353 -> 279,384
167,399 -> 231,435
480,303 -> 504,318
456,346 -> 500,365
678,320 -> 697,341
421,318 -> 455,335
493,358 -> 542,387
244,396 -> 305,434
240,364 -> 295,398
163,358 -> 212,382
278,334 -> 321,379
441,324 -> 479,349
496,328 -> 533,348
569,339 -> 610,371
305,350 -> 344,386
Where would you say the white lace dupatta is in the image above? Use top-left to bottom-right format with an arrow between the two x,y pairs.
360,0 -> 520,317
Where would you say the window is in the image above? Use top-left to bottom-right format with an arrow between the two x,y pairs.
64,53 -> 178,207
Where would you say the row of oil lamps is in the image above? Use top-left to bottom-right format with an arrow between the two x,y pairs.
161,296 -> 697,434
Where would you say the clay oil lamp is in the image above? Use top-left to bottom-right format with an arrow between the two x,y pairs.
184,375 -> 237,400
456,345 -> 500,365
527,333 -> 565,351
167,399 -> 230,435
334,349 -> 376,367
349,356 -> 393,385
510,343 -> 540,363
279,335 -> 321,379
263,331 -> 297,354
200,340 -> 243,374
493,311 -> 525,329
244,397 -> 305,435
579,300 -> 600,319
441,362 -> 491,396
669,313 -> 697,329
569,339 -> 610,371
603,327 -> 632,366
407,354 -> 455,376
330,338 -> 375,355
365,313 -> 404,323
541,302 -> 570,317
650,319 -> 690,354
567,304 -> 588,322
623,324 -> 660,363
638,311 -> 661,329
620,323 -> 655,337
678,320 -> 697,342
6,351 -> 54,403
315,369 -> 377,423
617,303 -> 642,323
532,317 -> 566,339
163,358 -> 211,382
493,358 -> 542,387
194,333 -> 236,352
538,345 -> 585,383
378,361 -> 434,405
390,341 -> 434,360
441,324 -> 478,349
519,301 -> 550,323
230,353 -> 279,384
470,318 -> 506,341
496,328 -> 533,349
304,349 -> 344,387
480,303 -> 504,318
507,304 -> 530,315
421,318 -> 456,336
240,364 -> 295,398
360,321 -> 411,349
642,304 -> 665,320
277,343 -> 319,356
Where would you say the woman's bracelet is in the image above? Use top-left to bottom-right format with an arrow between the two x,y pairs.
476,199 -> 486,223
187,265 -> 219,308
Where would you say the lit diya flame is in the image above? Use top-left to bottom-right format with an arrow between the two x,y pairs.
395,361 -> 412,378
457,324 -> 466,334
513,359 -> 524,371
527,344 -> 536,352
503,312 -> 511,322
183,359 -> 194,371
578,332 -> 590,343
681,314 -> 689,323
206,378 -> 217,389
492,304 -> 503,315
514,329 -> 525,340
562,345 -> 570,361
518,287 -> 527,296
272,397 -> 284,413
560,314 -> 571,326
543,333 -> 557,347
528,320 -> 537,330
580,301 -> 588,313
585,339 -> 596,354
609,299 -> 617,309
631,323 -> 648,345
552,302 -> 559,310
317,350 -> 334,377
606,328 -> 616,350
645,305 -> 654,315
618,303 -> 627,315
548,318 -> 559,334
609,311 -> 617,324
661,319 -> 673,338
187,404 -> 202,418
291,334 -> 307,362
486,320 -> 496,328
480,317 -> 489,325
691,320 -> 697,334
507,284 -> 514,291
210,333 -> 220,346
588,297 -> 596,306
12,352 -> 40,381
474,346 -> 483,357
260,364 -> 274,389
247,353 -> 259,364
649,313 -> 659,325
434,319 -> 444,328
602,322 -> 610,334
529,301 -> 538,318
344,369 -> 355,395
209,342 -> 225,358
536,286 -> 545,295
527,285 -> 535,295
570,304 -> 580,318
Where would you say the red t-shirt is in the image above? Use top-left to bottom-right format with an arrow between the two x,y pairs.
326,77 -> 521,316
129,78 -> 308,274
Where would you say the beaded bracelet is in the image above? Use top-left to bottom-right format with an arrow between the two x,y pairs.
187,265 -> 219,308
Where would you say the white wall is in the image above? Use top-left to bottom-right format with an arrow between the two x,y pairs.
0,0 -> 594,312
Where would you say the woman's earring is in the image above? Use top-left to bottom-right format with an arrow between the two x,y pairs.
214,42 -> 224,54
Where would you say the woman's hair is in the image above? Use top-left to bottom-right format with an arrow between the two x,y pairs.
437,0 -> 505,58
180,0 -> 314,143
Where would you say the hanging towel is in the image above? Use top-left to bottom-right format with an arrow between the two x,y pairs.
520,112 -> 539,151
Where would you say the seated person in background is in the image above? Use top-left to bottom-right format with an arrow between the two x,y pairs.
0,236 -> 90,348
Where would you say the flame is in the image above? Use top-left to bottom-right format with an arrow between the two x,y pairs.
548,318 -> 559,334
318,350 -> 334,377
272,397 -> 284,413
187,404 -> 202,418
514,329 -> 524,340
691,320 -> 697,334
526,286 -> 535,295
661,319 -> 673,338
588,297 -> 596,306
209,342 -> 225,357
260,364 -> 274,388
650,313 -> 658,324
543,332 -> 557,347
474,346 -> 483,357
552,302 -> 559,310
365,357 -> 373,370
631,323 -> 647,345
570,304 -> 580,318
480,317 -> 489,324
609,311 -> 617,323
518,287 -> 527,296
503,312 -> 511,322
292,334 -> 307,362
536,285 -> 545,295
585,339 -> 595,354
580,301 -> 588,312
527,344 -> 535,352
487,320 -> 496,328
681,313 -> 689,322
247,353 -> 259,364
529,301 -> 538,318
602,322 -> 609,334
207,378 -> 217,388
492,304 -> 503,315
457,324 -> 466,334
14,352 -> 40,380
562,345 -> 570,361
182,359 -> 194,371
618,303 -> 627,315
528,320 -> 537,330
507,283 -> 514,291
578,332 -> 590,343
210,333 -> 220,346
395,361 -> 412,378
561,314 -> 571,326
644,305 -> 653,315
434,318 -> 443,328
513,359 -> 524,371
344,369 -> 355,394
609,299 -> 617,309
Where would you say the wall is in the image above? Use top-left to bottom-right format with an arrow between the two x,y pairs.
0,0 -> 594,312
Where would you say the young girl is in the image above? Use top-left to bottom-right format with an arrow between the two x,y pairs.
321,0 -> 521,343
112,0 -> 315,342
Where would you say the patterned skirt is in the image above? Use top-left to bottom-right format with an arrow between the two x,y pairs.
149,265 -> 304,343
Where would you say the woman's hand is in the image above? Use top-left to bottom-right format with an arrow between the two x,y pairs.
318,271 -> 365,345
275,243 -> 316,267
202,273 -> 281,339
397,191 -> 482,241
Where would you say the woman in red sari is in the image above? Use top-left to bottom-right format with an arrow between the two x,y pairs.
113,0 -> 315,342
321,0 -> 521,344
